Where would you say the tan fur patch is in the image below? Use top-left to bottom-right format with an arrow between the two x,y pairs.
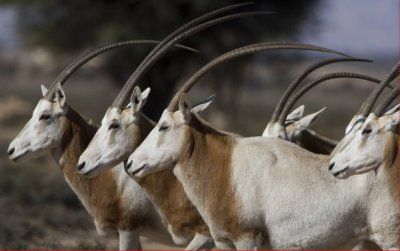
385,133 -> 400,207
136,169 -> 210,237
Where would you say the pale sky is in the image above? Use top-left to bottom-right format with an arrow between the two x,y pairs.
0,1 -> 398,56
301,0 -> 398,57
0,6 -> 19,49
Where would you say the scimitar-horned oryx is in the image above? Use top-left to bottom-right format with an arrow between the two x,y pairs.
7,40 -> 199,250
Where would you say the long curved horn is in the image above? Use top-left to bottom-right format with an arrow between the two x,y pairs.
134,2 -> 253,77
374,86 -> 399,116
270,57 -> 372,123
166,42 -> 352,112
277,72 -> 382,125
44,40 -> 195,101
357,62 -> 400,117
112,11 -> 273,108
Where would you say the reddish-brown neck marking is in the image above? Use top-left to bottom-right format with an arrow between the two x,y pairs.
177,114 -> 265,242
51,106 -> 147,231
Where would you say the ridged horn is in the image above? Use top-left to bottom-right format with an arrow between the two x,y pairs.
357,62 -> 400,117
112,11 -> 273,108
270,57 -> 372,123
44,40 -> 195,101
277,72 -> 382,125
166,42 -> 352,112
374,86 -> 399,117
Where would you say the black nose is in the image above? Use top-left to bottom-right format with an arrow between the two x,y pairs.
77,162 -> 85,170
7,147 -> 15,156
329,162 -> 335,170
125,161 -> 132,171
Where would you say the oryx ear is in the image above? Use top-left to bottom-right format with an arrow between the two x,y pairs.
41,85 -> 48,96
179,93 -> 192,122
141,87 -> 151,101
191,94 -> 215,114
383,110 -> 400,131
292,107 -> 326,133
130,86 -> 145,113
286,105 -> 305,123
54,83 -> 66,107
384,104 -> 400,116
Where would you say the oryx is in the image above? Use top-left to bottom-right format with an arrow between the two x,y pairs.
6,40 -> 197,250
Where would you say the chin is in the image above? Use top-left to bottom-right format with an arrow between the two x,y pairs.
132,169 -> 148,178
81,165 -> 104,178
10,149 -> 42,162
335,172 -> 350,179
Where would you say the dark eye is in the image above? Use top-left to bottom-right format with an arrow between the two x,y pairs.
108,123 -> 120,130
39,114 -> 50,121
159,125 -> 170,132
362,128 -> 372,135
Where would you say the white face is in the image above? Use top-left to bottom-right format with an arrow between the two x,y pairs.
8,85 -> 67,161
126,109 -> 188,178
126,95 -> 213,178
77,87 -> 150,177
329,111 -> 399,179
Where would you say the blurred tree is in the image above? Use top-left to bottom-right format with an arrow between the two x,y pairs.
0,0 -> 321,119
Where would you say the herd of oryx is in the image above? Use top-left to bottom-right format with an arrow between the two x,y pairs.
6,3 -> 400,250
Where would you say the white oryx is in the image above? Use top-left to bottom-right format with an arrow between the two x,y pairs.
6,40 -> 197,250
127,60 -> 400,249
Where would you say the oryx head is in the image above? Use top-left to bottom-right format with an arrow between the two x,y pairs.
263,105 -> 325,141
8,84 -> 68,161
264,58 -> 379,147
329,62 -> 400,178
77,86 -> 150,177
126,94 -> 214,178
329,108 -> 399,179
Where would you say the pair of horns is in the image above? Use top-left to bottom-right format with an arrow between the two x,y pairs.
357,62 -> 400,117
270,57 -> 373,123
373,85 -> 399,117
43,40 -> 195,101
166,42 -> 352,112
277,72 -> 383,125
112,3 -> 272,108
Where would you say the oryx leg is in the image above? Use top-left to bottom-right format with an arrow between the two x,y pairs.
371,234 -> 399,250
213,237 -> 235,250
118,229 -> 141,250
352,240 -> 381,250
233,238 -> 262,250
184,233 -> 214,250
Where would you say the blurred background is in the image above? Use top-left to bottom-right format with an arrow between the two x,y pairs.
0,0 -> 398,248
